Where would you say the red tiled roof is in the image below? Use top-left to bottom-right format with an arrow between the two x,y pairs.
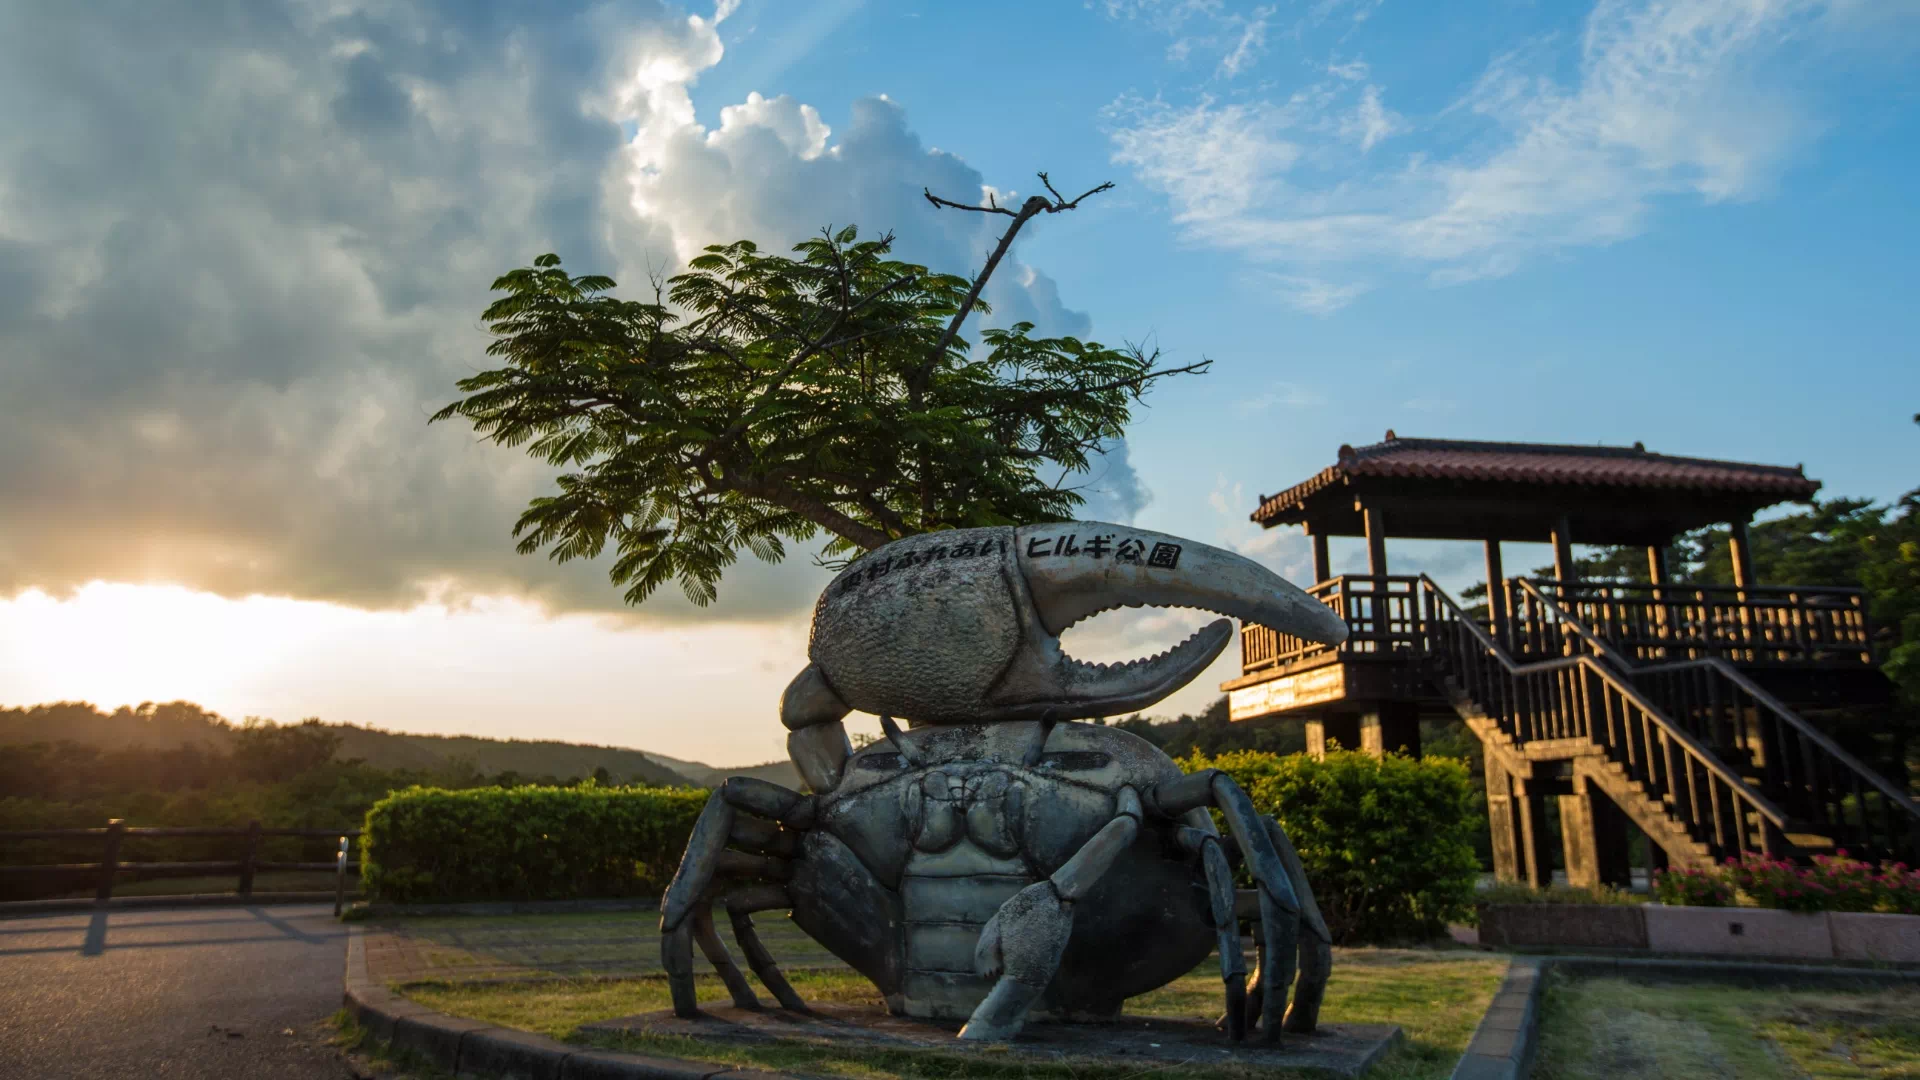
1253,435 -> 1821,524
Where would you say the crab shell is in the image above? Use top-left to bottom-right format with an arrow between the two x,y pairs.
805,522 -> 1346,725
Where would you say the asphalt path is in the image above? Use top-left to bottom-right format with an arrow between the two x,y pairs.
0,904 -> 354,1079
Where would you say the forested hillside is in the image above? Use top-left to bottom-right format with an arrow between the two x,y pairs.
0,701 -> 697,787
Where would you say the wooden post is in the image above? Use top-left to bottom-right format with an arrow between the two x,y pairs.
1306,713 -> 1361,759
1728,515 -> 1757,659
1363,507 -> 1388,644
333,835 -> 351,917
1514,781 -> 1554,888
1727,516 -> 1757,590
1311,531 -> 1332,584
1485,758 -> 1522,884
1558,788 -> 1599,890
1359,703 -> 1421,758
1484,539 -> 1508,647
95,819 -> 124,909
1647,542 -> 1672,659
1363,506 -> 1388,576
1551,515 -> 1576,583
238,819 -> 261,899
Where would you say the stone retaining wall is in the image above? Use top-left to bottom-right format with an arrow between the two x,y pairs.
1478,903 -> 1920,963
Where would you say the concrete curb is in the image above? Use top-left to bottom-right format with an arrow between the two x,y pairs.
1447,953 -> 1920,1080
0,891 -> 354,918
342,925 -> 802,1080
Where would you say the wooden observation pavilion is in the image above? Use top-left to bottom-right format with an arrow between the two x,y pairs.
1224,433 -> 1917,889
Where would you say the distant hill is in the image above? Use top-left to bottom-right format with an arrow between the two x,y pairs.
0,701 -> 801,789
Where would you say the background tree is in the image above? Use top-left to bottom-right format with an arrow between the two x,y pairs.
435,175 -> 1207,606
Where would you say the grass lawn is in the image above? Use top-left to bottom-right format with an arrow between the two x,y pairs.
401,946 -> 1509,1080
1534,971 -> 1920,1079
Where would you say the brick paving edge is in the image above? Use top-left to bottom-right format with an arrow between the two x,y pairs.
1447,953 -> 1920,1080
343,924 -> 797,1080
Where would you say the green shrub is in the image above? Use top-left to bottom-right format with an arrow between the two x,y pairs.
361,784 -> 708,903
1180,749 -> 1480,945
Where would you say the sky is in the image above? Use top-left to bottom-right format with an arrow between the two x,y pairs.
1,0 -> 1916,767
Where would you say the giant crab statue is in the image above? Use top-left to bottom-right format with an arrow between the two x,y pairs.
659,521 -> 1349,1043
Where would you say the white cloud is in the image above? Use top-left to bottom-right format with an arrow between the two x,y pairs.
1105,0 -> 1918,289
1235,380 -> 1330,411
0,0 -> 1144,623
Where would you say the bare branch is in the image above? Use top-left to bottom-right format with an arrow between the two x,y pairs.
918,172 -> 1116,397
923,188 -> 1018,217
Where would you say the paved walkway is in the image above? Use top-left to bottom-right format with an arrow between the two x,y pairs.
0,904 -> 353,1079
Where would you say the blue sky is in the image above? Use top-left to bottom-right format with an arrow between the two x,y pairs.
0,0 -> 1915,763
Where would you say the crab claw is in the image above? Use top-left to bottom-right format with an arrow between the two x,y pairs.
808,521 -> 1343,725
986,523 -> 1347,718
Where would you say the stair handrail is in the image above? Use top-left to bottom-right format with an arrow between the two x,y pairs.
1517,580 -> 1920,822
1420,575 -> 1795,839
1643,657 -> 1920,821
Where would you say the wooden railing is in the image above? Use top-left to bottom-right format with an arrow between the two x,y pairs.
1419,577 -> 1798,863
0,820 -> 362,913
1514,578 -> 1871,667
1513,580 -> 1920,862
1240,575 -> 1428,673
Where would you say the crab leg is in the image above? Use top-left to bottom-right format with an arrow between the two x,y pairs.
1148,769 -> 1303,1042
660,778 -> 816,1018
1264,815 -> 1333,1033
1177,824 -> 1249,1041
961,786 -> 1144,1042
725,884 -> 806,1012
693,899 -> 759,1009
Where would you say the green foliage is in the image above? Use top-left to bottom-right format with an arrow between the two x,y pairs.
1477,882 -> 1641,907
0,699 -> 693,902
433,230 -> 1203,607
1179,748 -> 1481,944
1103,695 -> 1305,758
360,785 -> 708,903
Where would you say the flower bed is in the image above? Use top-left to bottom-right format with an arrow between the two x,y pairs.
1654,851 -> 1920,914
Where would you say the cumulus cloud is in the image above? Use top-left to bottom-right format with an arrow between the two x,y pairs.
1102,0 -> 1918,310
0,0 -> 1144,622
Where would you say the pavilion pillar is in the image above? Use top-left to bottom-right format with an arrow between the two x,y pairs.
1363,506 -> 1388,576
1362,506 -> 1389,645
1306,712 -> 1361,759
1485,755 -> 1522,884
1728,515 -> 1757,590
1728,515 -> 1758,659
1513,776 -> 1555,888
1359,703 -> 1421,759
1311,532 -> 1332,584
1484,540 -> 1508,647
1559,776 -> 1633,890
1647,541 -> 1673,659
1551,515 -> 1576,583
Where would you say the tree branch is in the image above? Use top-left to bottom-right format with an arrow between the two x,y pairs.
918,172 -> 1115,399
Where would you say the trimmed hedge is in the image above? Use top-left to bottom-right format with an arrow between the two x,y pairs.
1182,748 -> 1481,945
361,784 -> 708,903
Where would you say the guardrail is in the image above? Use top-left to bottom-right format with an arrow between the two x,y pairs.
0,820 -> 362,914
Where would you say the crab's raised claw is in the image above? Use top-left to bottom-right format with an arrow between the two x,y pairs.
810,522 -> 1344,725
781,664 -> 853,793
986,523 -> 1348,719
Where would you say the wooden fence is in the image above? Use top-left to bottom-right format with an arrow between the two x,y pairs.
0,820 -> 362,914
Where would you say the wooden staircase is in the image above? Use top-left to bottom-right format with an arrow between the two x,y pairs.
1413,577 -> 1920,868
